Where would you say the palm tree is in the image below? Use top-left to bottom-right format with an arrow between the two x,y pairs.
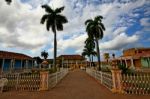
5,0 -> 12,4
41,50 -> 49,60
84,37 -> 97,67
41,5 -> 68,69
104,53 -> 110,63
85,15 -> 105,70
82,47 -> 92,67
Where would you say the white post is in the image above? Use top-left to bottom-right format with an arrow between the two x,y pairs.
131,58 -> 134,68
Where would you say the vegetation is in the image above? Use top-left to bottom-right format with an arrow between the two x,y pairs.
5,0 -> 12,5
85,15 -> 105,70
118,63 -> 130,74
41,50 -> 49,60
41,5 -> 68,69
82,37 -> 97,67
33,56 -> 42,67
103,53 -> 110,63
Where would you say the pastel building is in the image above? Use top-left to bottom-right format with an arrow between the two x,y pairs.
0,51 -> 35,74
113,48 -> 150,70
57,55 -> 86,69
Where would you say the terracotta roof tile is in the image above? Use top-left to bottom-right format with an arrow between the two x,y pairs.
0,51 -> 33,60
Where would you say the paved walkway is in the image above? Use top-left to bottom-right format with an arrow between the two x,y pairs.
0,70 -> 149,99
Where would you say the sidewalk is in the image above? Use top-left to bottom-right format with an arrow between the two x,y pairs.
0,69 -> 149,99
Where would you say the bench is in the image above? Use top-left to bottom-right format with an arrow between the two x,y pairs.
0,78 -> 8,93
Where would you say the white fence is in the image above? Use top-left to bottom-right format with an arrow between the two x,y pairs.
0,69 -> 68,92
86,68 -> 150,95
86,68 -> 113,90
122,73 -> 150,94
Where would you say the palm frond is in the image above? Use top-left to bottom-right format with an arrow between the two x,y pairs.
56,14 -> 68,23
55,6 -> 65,13
46,18 -> 54,31
56,22 -> 63,31
40,14 -> 49,24
41,5 -> 54,13
85,19 -> 93,25
99,23 -> 106,31
95,15 -> 103,21
5,0 -> 12,5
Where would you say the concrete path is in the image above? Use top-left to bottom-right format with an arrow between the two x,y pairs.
0,69 -> 149,99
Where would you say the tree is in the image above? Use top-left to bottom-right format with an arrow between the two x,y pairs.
103,53 -> 110,63
41,50 -> 49,60
85,15 -> 105,70
5,0 -> 12,5
33,56 -> 42,67
41,5 -> 68,69
82,37 -> 97,67
112,53 -> 115,59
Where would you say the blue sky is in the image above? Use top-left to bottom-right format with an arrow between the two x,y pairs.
0,0 -> 150,60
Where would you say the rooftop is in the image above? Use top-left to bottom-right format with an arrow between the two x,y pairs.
0,51 -> 33,60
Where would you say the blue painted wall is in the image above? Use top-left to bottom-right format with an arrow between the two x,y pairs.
14,60 -> 22,70
3,59 -> 11,71
28,60 -> 32,69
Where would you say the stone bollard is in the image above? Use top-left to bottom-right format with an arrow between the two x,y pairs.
39,71 -> 49,91
111,68 -> 123,94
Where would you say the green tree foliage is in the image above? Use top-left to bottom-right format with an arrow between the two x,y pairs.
41,5 -> 68,68
85,15 -> 105,70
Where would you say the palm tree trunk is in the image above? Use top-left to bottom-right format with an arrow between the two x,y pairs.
95,38 -> 101,70
53,30 -> 57,70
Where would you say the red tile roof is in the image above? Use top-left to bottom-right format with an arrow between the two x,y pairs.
0,51 -> 33,60
113,51 -> 150,60
58,55 -> 85,60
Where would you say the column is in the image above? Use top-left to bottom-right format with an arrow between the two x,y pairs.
39,71 -> 49,91
10,59 -> 14,73
130,58 -> 135,69
26,60 -> 28,69
120,59 -> 122,65
111,69 -> 123,93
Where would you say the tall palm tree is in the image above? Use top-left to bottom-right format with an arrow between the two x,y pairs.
41,5 -> 68,69
41,50 -> 49,60
85,15 -> 105,70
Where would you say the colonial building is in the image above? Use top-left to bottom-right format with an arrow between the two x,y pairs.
57,55 -> 86,69
113,48 -> 150,70
0,51 -> 34,74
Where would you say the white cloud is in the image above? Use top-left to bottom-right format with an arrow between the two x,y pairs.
0,0 -> 149,57
99,33 -> 139,50
140,18 -> 150,26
